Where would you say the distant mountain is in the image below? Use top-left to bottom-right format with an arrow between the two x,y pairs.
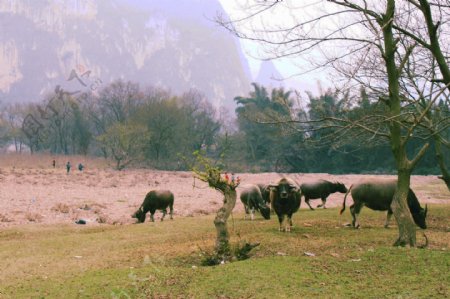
255,60 -> 283,88
0,0 -> 251,111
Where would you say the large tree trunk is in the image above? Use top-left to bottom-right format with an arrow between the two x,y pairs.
214,188 -> 237,260
383,0 -> 420,247
391,169 -> 417,246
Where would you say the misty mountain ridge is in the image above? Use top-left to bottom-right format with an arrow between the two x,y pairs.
255,60 -> 284,89
0,0 -> 253,112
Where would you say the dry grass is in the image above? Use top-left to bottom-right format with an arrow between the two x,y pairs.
0,213 -> 13,222
0,153 -> 448,229
192,209 -> 211,216
0,207 -> 448,298
177,172 -> 192,179
51,203 -> 70,213
25,212 -> 43,222
0,153 -> 109,169
86,203 -> 107,209
96,214 -> 108,224
415,179 -> 449,200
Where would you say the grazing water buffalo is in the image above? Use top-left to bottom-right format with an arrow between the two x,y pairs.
340,179 -> 427,229
240,184 -> 271,220
132,190 -> 174,223
269,177 -> 301,232
300,180 -> 347,210
257,184 -> 271,205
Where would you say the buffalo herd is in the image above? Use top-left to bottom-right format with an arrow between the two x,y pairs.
133,176 -> 428,233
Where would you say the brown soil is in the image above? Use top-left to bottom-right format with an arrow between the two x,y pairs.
0,164 -> 447,227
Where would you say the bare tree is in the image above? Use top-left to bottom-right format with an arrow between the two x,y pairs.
96,80 -> 143,125
218,0 -> 450,246
85,80 -> 144,158
40,92 -> 75,154
2,103 -> 26,152
180,90 -> 221,152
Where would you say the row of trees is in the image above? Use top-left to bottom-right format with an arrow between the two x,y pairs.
0,81 -> 221,170
1,80 -> 447,176
227,83 -> 448,175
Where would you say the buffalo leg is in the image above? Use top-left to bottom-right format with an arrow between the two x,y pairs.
384,209 -> 393,228
250,197 -> 258,220
305,198 -> 315,210
350,203 -> 363,229
161,209 -> 167,221
150,208 -> 156,222
169,205 -> 173,220
278,214 -> 285,231
317,197 -> 327,209
350,204 -> 357,228
244,204 -> 249,220
286,214 -> 293,232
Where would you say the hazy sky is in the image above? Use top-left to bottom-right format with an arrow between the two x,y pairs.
218,0 -> 329,95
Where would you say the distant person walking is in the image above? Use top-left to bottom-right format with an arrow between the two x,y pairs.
78,163 -> 84,171
66,161 -> 71,174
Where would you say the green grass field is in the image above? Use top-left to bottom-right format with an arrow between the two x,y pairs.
0,206 -> 449,298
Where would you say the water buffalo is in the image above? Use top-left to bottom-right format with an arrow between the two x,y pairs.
340,179 -> 427,229
269,177 -> 301,232
300,180 -> 347,210
257,184 -> 271,205
240,184 -> 271,220
132,190 -> 174,223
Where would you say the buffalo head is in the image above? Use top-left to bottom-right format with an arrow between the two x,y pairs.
269,178 -> 300,199
259,205 -> 271,220
412,204 -> 428,229
335,182 -> 348,193
407,190 -> 428,229
132,207 -> 146,223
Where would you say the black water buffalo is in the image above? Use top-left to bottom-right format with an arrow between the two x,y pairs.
257,184 -> 271,205
340,179 -> 427,229
132,190 -> 174,223
300,180 -> 347,210
240,184 -> 271,220
269,177 -> 301,232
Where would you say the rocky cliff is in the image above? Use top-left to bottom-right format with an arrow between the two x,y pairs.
0,0 -> 252,111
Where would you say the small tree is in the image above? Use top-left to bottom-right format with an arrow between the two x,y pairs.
191,151 -> 240,262
97,123 -> 149,170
